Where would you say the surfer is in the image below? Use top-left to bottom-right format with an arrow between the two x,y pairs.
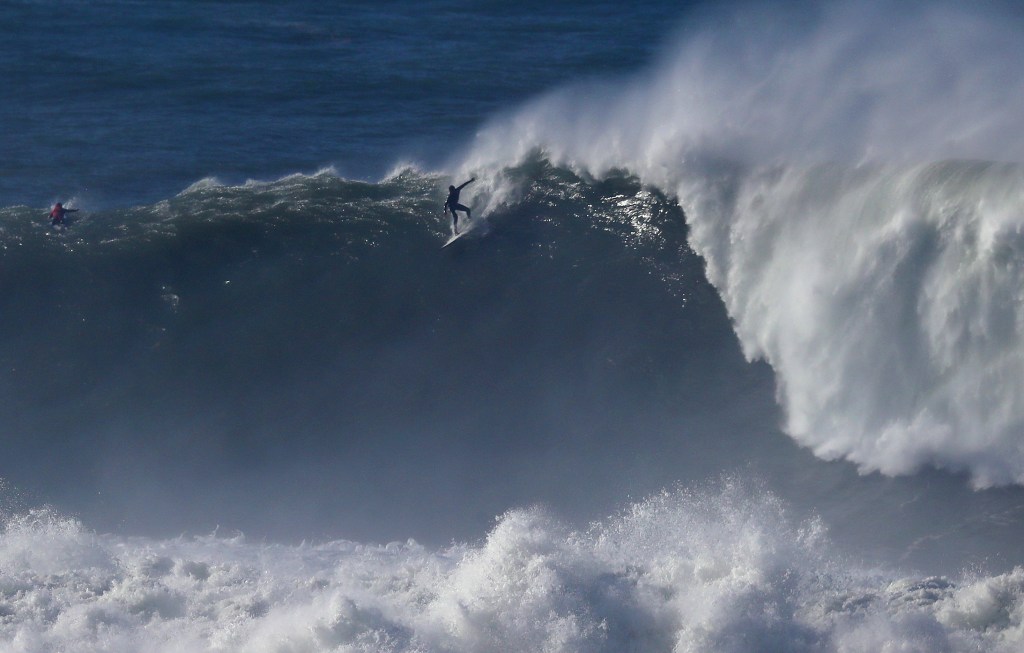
48,202 -> 78,228
444,177 -> 475,234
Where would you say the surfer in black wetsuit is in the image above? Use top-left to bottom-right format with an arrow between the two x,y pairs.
48,202 -> 78,228
444,177 -> 475,234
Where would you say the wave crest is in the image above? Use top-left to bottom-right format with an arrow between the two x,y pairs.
459,0 -> 1024,486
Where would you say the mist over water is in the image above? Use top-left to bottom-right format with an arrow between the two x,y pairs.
465,0 -> 1024,169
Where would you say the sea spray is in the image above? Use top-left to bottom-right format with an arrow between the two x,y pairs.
460,0 -> 1024,486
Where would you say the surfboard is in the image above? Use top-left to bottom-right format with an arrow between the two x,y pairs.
442,231 -> 465,248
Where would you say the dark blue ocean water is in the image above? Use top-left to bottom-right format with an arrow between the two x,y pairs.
1,0 -> 683,207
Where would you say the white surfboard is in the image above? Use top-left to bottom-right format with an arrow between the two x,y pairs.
442,231 -> 466,248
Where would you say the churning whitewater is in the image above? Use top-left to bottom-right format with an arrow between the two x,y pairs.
5,481 -> 1024,652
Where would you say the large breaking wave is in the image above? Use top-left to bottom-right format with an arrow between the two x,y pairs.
458,0 -> 1024,486
8,168 -> 1022,653
5,2 -> 1024,649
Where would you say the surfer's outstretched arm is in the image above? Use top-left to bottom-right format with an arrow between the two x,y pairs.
456,177 -> 476,191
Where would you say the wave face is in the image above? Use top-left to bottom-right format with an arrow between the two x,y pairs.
3,482 -> 1024,653
3,166 -> 769,546
460,0 -> 1024,486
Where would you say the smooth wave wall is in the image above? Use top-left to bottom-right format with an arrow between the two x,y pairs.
3,167 -> 763,544
459,0 -> 1024,486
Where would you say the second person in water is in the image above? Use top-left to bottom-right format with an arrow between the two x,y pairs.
49,202 -> 79,228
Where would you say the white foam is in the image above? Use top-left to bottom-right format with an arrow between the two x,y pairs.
2,485 -> 1023,652
178,177 -> 225,195
457,0 -> 1024,486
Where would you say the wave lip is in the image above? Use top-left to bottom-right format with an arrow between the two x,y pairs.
707,160 -> 1024,487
